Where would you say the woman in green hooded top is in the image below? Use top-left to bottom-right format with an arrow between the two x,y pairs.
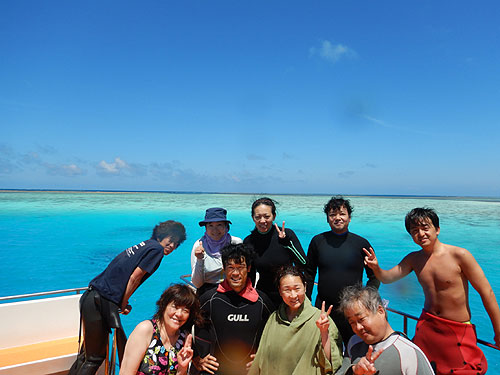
248,266 -> 343,375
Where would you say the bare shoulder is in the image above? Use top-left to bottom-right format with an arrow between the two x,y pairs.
131,320 -> 155,337
446,243 -> 474,260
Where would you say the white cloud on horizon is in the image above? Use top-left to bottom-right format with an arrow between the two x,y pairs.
310,40 -> 357,63
98,157 -> 128,174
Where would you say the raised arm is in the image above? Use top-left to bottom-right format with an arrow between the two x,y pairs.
459,248 -> 500,347
120,266 -> 147,313
191,240 -> 205,288
119,321 -> 153,375
363,245 -> 380,290
177,334 -> 194,375
316,302 -> 333,362
363,247 -> 413,284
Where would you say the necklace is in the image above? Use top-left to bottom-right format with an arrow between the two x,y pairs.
158,321 -> 179,350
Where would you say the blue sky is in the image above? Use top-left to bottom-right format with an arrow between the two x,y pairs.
1,1 -> 499,196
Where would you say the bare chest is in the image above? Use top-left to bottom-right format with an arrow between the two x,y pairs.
414,254 -> 464,292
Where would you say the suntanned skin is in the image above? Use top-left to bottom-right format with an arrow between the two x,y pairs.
363,218 -> 500,347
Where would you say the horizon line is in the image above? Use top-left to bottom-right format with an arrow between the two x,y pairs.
1,188 -> 499,201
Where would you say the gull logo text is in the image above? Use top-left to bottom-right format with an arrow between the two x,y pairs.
227,314 -> 249,322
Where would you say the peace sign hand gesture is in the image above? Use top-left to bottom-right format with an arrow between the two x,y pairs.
353,345 -> 384,375
315,301 -> 333,333
274,221 -> 286,239
363,247 -> 379,270
177,334 -> 194,375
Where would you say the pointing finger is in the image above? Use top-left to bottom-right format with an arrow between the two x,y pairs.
366,345 -> 374,362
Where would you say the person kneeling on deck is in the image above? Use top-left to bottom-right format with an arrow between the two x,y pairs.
364,208 -> 500,374
191,243 -> 274,375
336,285 -> 434,375
69,220 -> 186,375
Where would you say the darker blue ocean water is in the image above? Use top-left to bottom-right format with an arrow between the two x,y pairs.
1,191 -> 499,369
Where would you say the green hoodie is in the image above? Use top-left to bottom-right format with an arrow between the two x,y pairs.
249,298 -> 343,375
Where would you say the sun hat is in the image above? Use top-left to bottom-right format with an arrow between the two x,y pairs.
198,207 -> 232,226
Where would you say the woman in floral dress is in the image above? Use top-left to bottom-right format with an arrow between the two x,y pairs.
120,284 -> 202,375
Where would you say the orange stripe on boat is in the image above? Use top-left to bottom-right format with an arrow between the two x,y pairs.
0,336 -> 78,367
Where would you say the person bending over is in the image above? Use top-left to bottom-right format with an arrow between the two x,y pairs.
69,220 -> 186,375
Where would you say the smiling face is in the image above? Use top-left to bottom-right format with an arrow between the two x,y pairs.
224,258 -> 249,293
163,301 -> 190,333
279,275 -> 306,312
252,204 -> 276,233
327,206 -> 351,234
205,221 -> 228,241
344,302 -> 389,345
409,218 -> 440,249
159,236 -> 178,255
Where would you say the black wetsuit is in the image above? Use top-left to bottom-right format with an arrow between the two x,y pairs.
305,231 -> 380,348
244,226 -> 307,306
69,239 -> 164,375
194,287 -> 274,375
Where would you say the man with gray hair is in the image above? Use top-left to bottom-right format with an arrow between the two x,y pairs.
336,285 -> 434,375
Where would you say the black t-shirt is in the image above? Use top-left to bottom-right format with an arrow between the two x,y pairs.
89,239 -> 164,305
194,288 -> 274,375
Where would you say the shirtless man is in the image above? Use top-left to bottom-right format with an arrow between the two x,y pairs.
364,207 -> 500,375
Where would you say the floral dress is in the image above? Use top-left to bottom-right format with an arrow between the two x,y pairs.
137,319 -> 187,375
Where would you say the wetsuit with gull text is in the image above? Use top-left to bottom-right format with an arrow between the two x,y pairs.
193,283 -> 274,375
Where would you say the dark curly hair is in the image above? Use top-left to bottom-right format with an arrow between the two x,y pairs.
153,284 -> 202,330
323,196 -> 353,216
221,243 -> 256,269
323,195 -> 353,216
151,220 -> 186,245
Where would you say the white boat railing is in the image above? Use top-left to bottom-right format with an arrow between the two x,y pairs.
0,287 -> 117,375
180,274 -> 500,351
385,306 -> 499,351
0,287 -> 88,302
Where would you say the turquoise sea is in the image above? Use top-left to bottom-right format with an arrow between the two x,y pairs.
1,191 -> 500,369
